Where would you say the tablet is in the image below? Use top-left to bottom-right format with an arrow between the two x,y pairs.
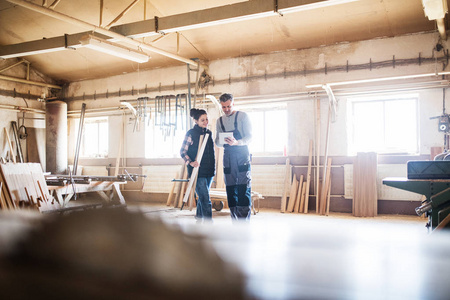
219,132 -> 234,144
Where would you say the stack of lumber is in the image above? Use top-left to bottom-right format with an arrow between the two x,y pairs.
166,164 -> 188,208
352,152 -> 378,217
282,140 -> 314,214
0,163 -> 60,212
166,164 -> 197,210
284,173 -> 312,214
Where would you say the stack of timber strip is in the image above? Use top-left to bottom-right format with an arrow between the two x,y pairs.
0,181 -> 14,209
294,175 -> 304,213
286,175 -> 298,213
0,163 -> 59,211
280,158 -> 291,213
353,152 -> 378,217
303,140 -> 313,213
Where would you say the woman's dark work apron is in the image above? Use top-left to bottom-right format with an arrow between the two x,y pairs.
220,112 -> 251,188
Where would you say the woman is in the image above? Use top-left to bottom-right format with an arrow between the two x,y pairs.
180,108 -> 216,223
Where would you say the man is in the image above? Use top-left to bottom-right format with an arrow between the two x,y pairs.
215,93 -> 252,221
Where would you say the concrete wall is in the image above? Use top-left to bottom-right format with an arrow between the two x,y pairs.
64,31 -> 450,161
0,58 -> 51,165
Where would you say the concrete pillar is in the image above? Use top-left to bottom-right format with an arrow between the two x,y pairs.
46,100 -> 67,174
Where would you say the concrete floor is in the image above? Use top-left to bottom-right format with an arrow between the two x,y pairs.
124,200 -> 448,300
126,200 -> 428,234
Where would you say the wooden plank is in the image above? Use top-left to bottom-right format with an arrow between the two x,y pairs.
326,174 -> 332,216
166,171 -> 178,206
287,174 -> 298,213
114,116 -> 124,177
0,182 -> 6,209
304,140 -> 313,214
430,146 -> 444,160
294,175 -> 304,213
320,158 -> 332,215
433,213 -> 450,232
0,164 -> 16,209
280,158 -> 291,213
182,134 -> 208,207
320,96 -> 333,215
176,169 -> 188,208
300,181 -> 307,214
315,98 -> 320,214
353,152 -> 377,217
173,164 -> 186,208
4,127 -> 16,163
188,175 -> 198,211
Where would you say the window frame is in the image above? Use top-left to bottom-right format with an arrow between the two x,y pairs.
245,107 -> 288,157
347,93 -> 420,156
79,116 -> 109,158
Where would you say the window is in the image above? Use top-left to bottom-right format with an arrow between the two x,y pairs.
79,117 -> 109,158
347,94 -> 419,155
247,109 -> 287,156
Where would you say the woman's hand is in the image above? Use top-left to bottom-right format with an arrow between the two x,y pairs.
190,161 -> 199,168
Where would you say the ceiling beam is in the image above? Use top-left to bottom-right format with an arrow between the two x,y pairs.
1,0 -> 357,60
4,0 -> 199,66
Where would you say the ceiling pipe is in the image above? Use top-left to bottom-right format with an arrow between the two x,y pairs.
0,74 -> 61,89
6,0 -> 200,67
436,18 -> 447,40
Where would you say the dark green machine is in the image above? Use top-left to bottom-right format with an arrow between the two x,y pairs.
382,160 -> 450,231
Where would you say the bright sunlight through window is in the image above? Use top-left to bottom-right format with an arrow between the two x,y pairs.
347,94 -> 419,155
80,117 -> 109,158
247,109 -> 287,155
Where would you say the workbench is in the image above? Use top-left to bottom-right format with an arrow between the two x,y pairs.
48,181 -> 126,208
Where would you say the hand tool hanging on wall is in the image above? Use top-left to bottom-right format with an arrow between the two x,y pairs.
153,95 -> 182,139
176,94 -> 185,131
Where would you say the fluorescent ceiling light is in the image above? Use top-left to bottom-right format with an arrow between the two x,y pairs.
0,47 -> 66,59
422,0 -> 448,20
80,35 -> 149,63
161,12 -> 274,34
305,72 -> 450,88
278,0 -> 359,14
161,0 -> 358,33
